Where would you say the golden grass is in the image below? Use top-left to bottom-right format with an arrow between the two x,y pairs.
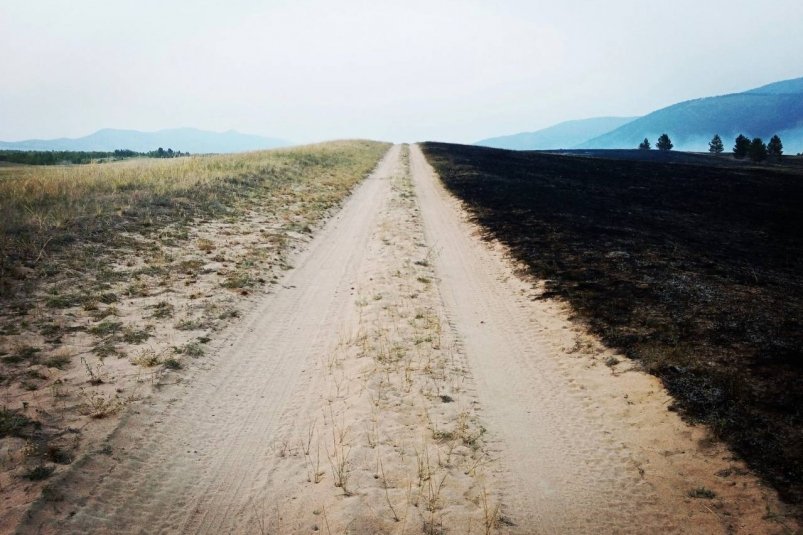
0,140 -> 390,285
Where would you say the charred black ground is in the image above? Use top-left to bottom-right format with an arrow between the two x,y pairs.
421,142 -> 803,508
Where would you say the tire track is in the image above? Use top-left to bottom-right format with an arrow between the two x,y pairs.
410,143 -> 764,534
18,146 -> 400,535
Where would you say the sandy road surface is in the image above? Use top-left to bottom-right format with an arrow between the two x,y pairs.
18,144 -> 791,534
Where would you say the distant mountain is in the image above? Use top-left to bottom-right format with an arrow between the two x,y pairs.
579,77 -> 803,152
0,128 -> 291,153
475,117 -> 637,150
743,77 -> 803,95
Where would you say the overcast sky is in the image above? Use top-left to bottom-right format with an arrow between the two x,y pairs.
1,0 -> 802,144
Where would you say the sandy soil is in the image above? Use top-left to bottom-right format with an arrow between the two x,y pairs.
13,145 -> 795,534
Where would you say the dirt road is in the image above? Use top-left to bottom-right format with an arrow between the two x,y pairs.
19,145 -> 790,534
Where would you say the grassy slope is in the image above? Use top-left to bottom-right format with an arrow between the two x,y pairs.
0,140 -> 389,488
0,140 -> 389,292
421,142 -> 803,507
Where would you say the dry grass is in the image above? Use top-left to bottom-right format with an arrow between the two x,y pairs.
0,140 -> 389,283
0,140 -> 389,520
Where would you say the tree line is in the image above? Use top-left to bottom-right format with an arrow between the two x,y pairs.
0,148 -> 189,166
638,133 -> 785,162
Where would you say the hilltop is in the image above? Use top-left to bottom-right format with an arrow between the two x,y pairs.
475,116 -> 636,150
579,77 -> 803,151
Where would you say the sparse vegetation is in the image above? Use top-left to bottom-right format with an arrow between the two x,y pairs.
0,140 -> 389,288
688,486 -> 717,499
24,465 -> 55,481
44,354 -> 71,369
0,141 -> 389,517
178,341 -> 205,357
0,408 -> 39,438
162,357 -> 182,370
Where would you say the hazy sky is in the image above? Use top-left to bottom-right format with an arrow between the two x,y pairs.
2,0 -> 802,144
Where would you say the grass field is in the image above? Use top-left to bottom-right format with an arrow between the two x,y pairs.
1,140 -> 389,288
421,142 -> 803,508
0,140 -> 389,499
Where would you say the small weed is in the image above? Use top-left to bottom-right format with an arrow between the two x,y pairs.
81,356 -> 105,384
3,346 -> 40,365
126,281 -> 150,297
122,327 -> 152,344
148,301 -> 174,319
177,342 -> 204,357
46,445 -> 72,464
218,308 -> 240,320
98,292 -> 119,304
197,238 -> 216,252
0,324 -> 21,335
24,465 -> 55,481
162,357 -> 182,370
221,271 -> 253,289
39,322 -> 62,338
177,259 -> 205,273
0,408 -> 39,438
93,341 -> 123,359
175,318 -> 206,331
88,320 -> 122,337
41,485 -> 64,502
45,294 -> 79,309
132,349 -> 161,367
78,389 -> 123,418
433,430 -> 456,442
44,354 -> 71,370
25,369 -> 47,381
90,306 -> 119,320
688,486 -> 717,499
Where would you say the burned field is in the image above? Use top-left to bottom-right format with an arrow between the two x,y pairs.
421,142 -> 803,508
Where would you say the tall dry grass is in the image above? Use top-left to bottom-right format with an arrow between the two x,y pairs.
0,140 -> 389,292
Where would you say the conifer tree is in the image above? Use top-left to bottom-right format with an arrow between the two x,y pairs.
733,134 -> 750,159
748,137 -> 768,162
767,135 -> 783,160
708,134 -> 724,155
